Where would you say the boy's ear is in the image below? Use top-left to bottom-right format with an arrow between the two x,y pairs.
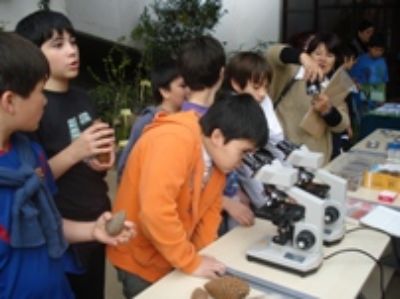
159,87 -> 170,100
214,67 -> 225,89
230,79 -> 242,93
0,91 -> 17,115
210,128 -> 226,147
220,67 -> 225,80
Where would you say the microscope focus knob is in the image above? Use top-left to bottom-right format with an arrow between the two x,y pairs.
296,230 -> 315,250
325,206 -> 340,224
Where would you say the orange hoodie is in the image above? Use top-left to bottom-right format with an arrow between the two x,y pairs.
107,111 -> 225,282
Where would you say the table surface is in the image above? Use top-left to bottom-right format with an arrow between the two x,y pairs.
136,219 -> 391,299
327,128 -> 400,208
136,129 -> 398,299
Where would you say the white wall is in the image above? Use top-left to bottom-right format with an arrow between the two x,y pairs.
214,0 -> 282,51
0,0 -> 282,51
65,0 -> 148,43
0,0 -> 66,30
65,0 -> 282,51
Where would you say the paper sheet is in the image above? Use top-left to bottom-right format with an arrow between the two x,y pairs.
360,205 -> 400,237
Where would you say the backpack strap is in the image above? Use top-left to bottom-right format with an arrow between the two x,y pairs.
273,77 -> 297,110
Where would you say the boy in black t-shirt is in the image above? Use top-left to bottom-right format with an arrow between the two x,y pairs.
16,10 -> 115,299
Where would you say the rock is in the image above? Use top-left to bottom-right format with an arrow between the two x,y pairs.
191,287 -> 208,299
204,275 -> 250,299
106,211 -> 126,236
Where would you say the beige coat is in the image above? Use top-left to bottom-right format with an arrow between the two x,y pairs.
266,44 -> 350,164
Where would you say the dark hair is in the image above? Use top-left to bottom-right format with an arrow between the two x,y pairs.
225,51 -> 270,90
357,20 -> 374,33
151,59 -> 181,103
200,93 -> 268,148
306,32 -> 343,70
15,10 -> 75,47
368,32 -> 386,48
0,32 -> 49,98
288,31 -> 315,51
178,35 -> 225,91
341,43 -> 357,58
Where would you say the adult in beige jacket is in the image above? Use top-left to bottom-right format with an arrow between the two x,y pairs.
266,32 -> 350,164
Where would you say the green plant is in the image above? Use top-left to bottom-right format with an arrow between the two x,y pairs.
89,42 -> 138,142
38,0 -> 50,10
90,0 -> 225,143
132,0 -> 226,101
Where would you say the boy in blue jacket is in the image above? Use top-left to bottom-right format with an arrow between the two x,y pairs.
116,59 -> 188,181
0,32 -> 135,299
350,32 -> 389,114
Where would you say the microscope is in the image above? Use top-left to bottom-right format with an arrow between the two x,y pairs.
274,140 -> 347,245
243,149 -> 325,275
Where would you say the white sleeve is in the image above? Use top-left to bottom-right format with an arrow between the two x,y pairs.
261,95 -> 284,144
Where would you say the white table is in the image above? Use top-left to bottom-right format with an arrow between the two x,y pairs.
136,129 -> 399,299
136,219 -> 391,299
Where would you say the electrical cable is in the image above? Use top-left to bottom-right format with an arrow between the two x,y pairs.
324,248 -> 385,299
346,226 -> 391,236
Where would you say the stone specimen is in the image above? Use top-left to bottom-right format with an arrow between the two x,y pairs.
204,275 -> 250,299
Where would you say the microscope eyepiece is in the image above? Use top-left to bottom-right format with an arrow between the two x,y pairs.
243,148 -> 275,174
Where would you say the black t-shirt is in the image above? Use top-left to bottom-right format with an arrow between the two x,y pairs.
34,87 -> 111,221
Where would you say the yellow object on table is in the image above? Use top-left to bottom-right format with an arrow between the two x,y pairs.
363,170 -> 400,193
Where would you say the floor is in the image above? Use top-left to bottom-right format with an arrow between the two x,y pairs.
105,170 -> 125,299
105,261 -> 124,299
104,171 -> 400,299
385,273 -> 400,299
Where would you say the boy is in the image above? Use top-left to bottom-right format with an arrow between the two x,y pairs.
178,36 -> 255,232
224,51 -> 283,143
178,35 -> 225,114
221,51 -> 283,230
108,94 -> 269,298
16,10 -> 115,299
116,58 -> 188,181
0,32 -> 134,299
350,32 -> 389,114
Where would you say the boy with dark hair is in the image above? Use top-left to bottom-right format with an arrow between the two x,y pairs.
178,36 -> 255,234
16,10 -> 116,299
224,51 -> 282,143
0,31 -> 134,299
108,93 -> 268,298
179,35 -> 226,90
178,35 -> 226,113
221,51 -> 285,230
350,32 -> 388,112
116,58 -> 188,180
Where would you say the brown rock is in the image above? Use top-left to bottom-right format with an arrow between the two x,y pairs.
106,211 -> 126,236
191,287 -> 208,299
204,276 -> 249,299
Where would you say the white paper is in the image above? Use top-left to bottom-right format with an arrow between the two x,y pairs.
360,205 -> 400,237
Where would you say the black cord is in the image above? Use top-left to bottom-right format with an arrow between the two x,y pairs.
324,248 -> 385,299
346,226 -> 391,236
346,226 -> 369,234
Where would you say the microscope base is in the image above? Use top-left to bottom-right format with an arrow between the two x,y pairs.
323,226 -> 346,246
323,236 -> 344,246
246,237 -> 323,276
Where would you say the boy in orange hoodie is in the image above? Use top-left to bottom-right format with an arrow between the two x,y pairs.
108,94 -> 268,298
